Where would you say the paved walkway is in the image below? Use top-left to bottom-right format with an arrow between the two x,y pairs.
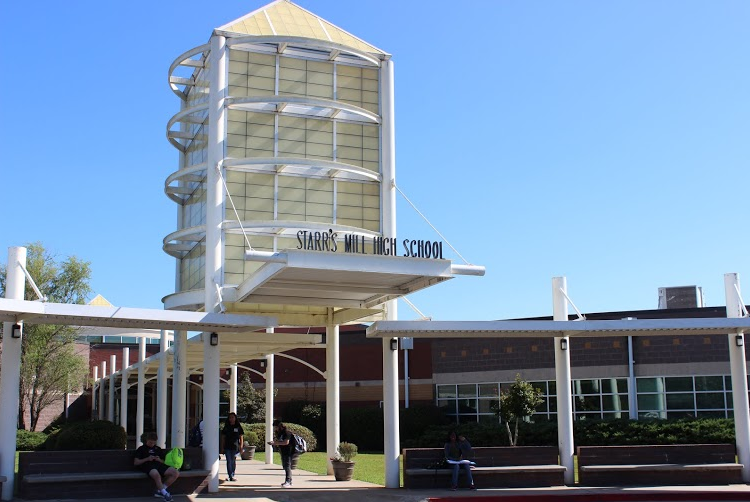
19,457 -> 750,502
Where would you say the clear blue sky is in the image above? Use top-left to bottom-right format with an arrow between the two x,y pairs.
1,1 -> 747,321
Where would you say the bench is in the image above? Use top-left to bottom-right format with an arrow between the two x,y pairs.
18,447 -> 210,499
402,446 -> 566,489
577,444 -> 743,486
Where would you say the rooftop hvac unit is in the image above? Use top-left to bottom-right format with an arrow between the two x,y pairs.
658,286 -> 704,309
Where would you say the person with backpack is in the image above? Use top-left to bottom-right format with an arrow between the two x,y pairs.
220,412 -> 244,482
133,432 -> 179,501
188,419 -> 204,447
267,420 -> 293,487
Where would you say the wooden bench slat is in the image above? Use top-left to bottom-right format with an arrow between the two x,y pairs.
402,446 -> 565,488
23,469 -> 212,484
581,463 -> 743,472
18,448 -> 209,499
577,444 -> 742,486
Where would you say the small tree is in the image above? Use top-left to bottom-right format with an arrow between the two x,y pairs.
236,372 -> 276,423
0,243 -> 91,431
495,374 -> 544,446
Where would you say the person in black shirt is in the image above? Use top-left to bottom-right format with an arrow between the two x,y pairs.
220,412 -> 244,481
267,420 -> 293,487
134,432 -> 179,501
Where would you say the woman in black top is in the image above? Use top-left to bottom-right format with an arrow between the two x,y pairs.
220,412 -> 244,481
267,420 -> 293,487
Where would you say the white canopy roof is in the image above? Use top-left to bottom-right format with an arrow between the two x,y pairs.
366,317 -> 750,339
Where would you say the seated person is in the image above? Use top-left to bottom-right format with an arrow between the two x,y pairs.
134,432 -> 179,501
444,431 -> 476,491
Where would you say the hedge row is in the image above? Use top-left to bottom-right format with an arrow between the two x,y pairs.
404,418 -> 737,448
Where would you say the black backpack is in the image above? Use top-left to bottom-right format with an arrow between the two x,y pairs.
291,433 -> 307,455
188,424 -> 202,447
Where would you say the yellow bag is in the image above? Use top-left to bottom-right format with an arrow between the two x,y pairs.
164,447 -> 184,470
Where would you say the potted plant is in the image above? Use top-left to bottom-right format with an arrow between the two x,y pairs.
331,442 -> 358,481
240,431 -> 258,460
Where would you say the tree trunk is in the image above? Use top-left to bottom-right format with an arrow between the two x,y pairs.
18,386 -> 27,430
505,422 -> 515,446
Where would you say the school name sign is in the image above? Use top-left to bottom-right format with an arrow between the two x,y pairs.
296,230 -> 444,259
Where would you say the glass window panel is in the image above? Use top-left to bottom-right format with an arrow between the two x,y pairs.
438,402 -> 456,416
665,377 -> 694,392
458,384 -> 477,398
436,385 -> 456,399
457,415 -> 475,424
478,414 -> 498,424
696,410 -> 727,418
667,411 -> 694,419
478,399 -> 496,414
666,393 -> 694,410
547,381 -> 557,395
639,411 -> 667,419
457,399 -> 477,413
636,377 -> 662,393
695,376 -> 724,391
726,376 -> 733,390
603,412 -> 627,420
576,379 -> 600,395
602,394 -> 629,412
601,378 -> 628,394
637,394 -> 665,411
574,395 -> 601,412
478,383 -> 499,397
530,381 -> 548,394
696,392 -> 725,409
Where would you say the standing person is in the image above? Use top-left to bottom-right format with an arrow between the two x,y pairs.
444,431 -> 476,491
220,412 -> 244,482
134,432 -> 179,501
267,419 -> 293,487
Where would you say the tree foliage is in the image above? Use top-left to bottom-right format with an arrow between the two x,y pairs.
0,243 -> 92,431
236,372 -> 276,423
494,374 -> 544,446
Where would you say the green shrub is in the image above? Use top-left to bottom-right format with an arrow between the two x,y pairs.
17,430 -> 47,451
244,431 -> 259,448
246,422 -> 317,452
52,420 -> 127,450
406,418 -> 736,449
336,441 -> 357,462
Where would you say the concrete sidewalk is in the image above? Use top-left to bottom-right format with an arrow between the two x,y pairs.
18,457 -> 750,502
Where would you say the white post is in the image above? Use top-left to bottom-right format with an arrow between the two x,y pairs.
172,330 -> 187,447
121,347 -> 129,433
325,313 -> 340,475
265,351 -> 274,464
726,273 -> 750,481
99,361 -> 106,420
230,363 -> 238,413
380,57 -> 400,489
0,246 -> 27,501
92,367 -> 99,420
157,330 -> 168,448
203,32 -> 227,493
109,354 -> 116,423
553,276 -> 575,485
136,337 -> 146,447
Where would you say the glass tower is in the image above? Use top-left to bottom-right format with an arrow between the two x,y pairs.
163,0 -> 393,313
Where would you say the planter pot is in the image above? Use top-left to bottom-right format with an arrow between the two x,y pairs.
240,446 -> 256,460
332,460 -> 355,481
